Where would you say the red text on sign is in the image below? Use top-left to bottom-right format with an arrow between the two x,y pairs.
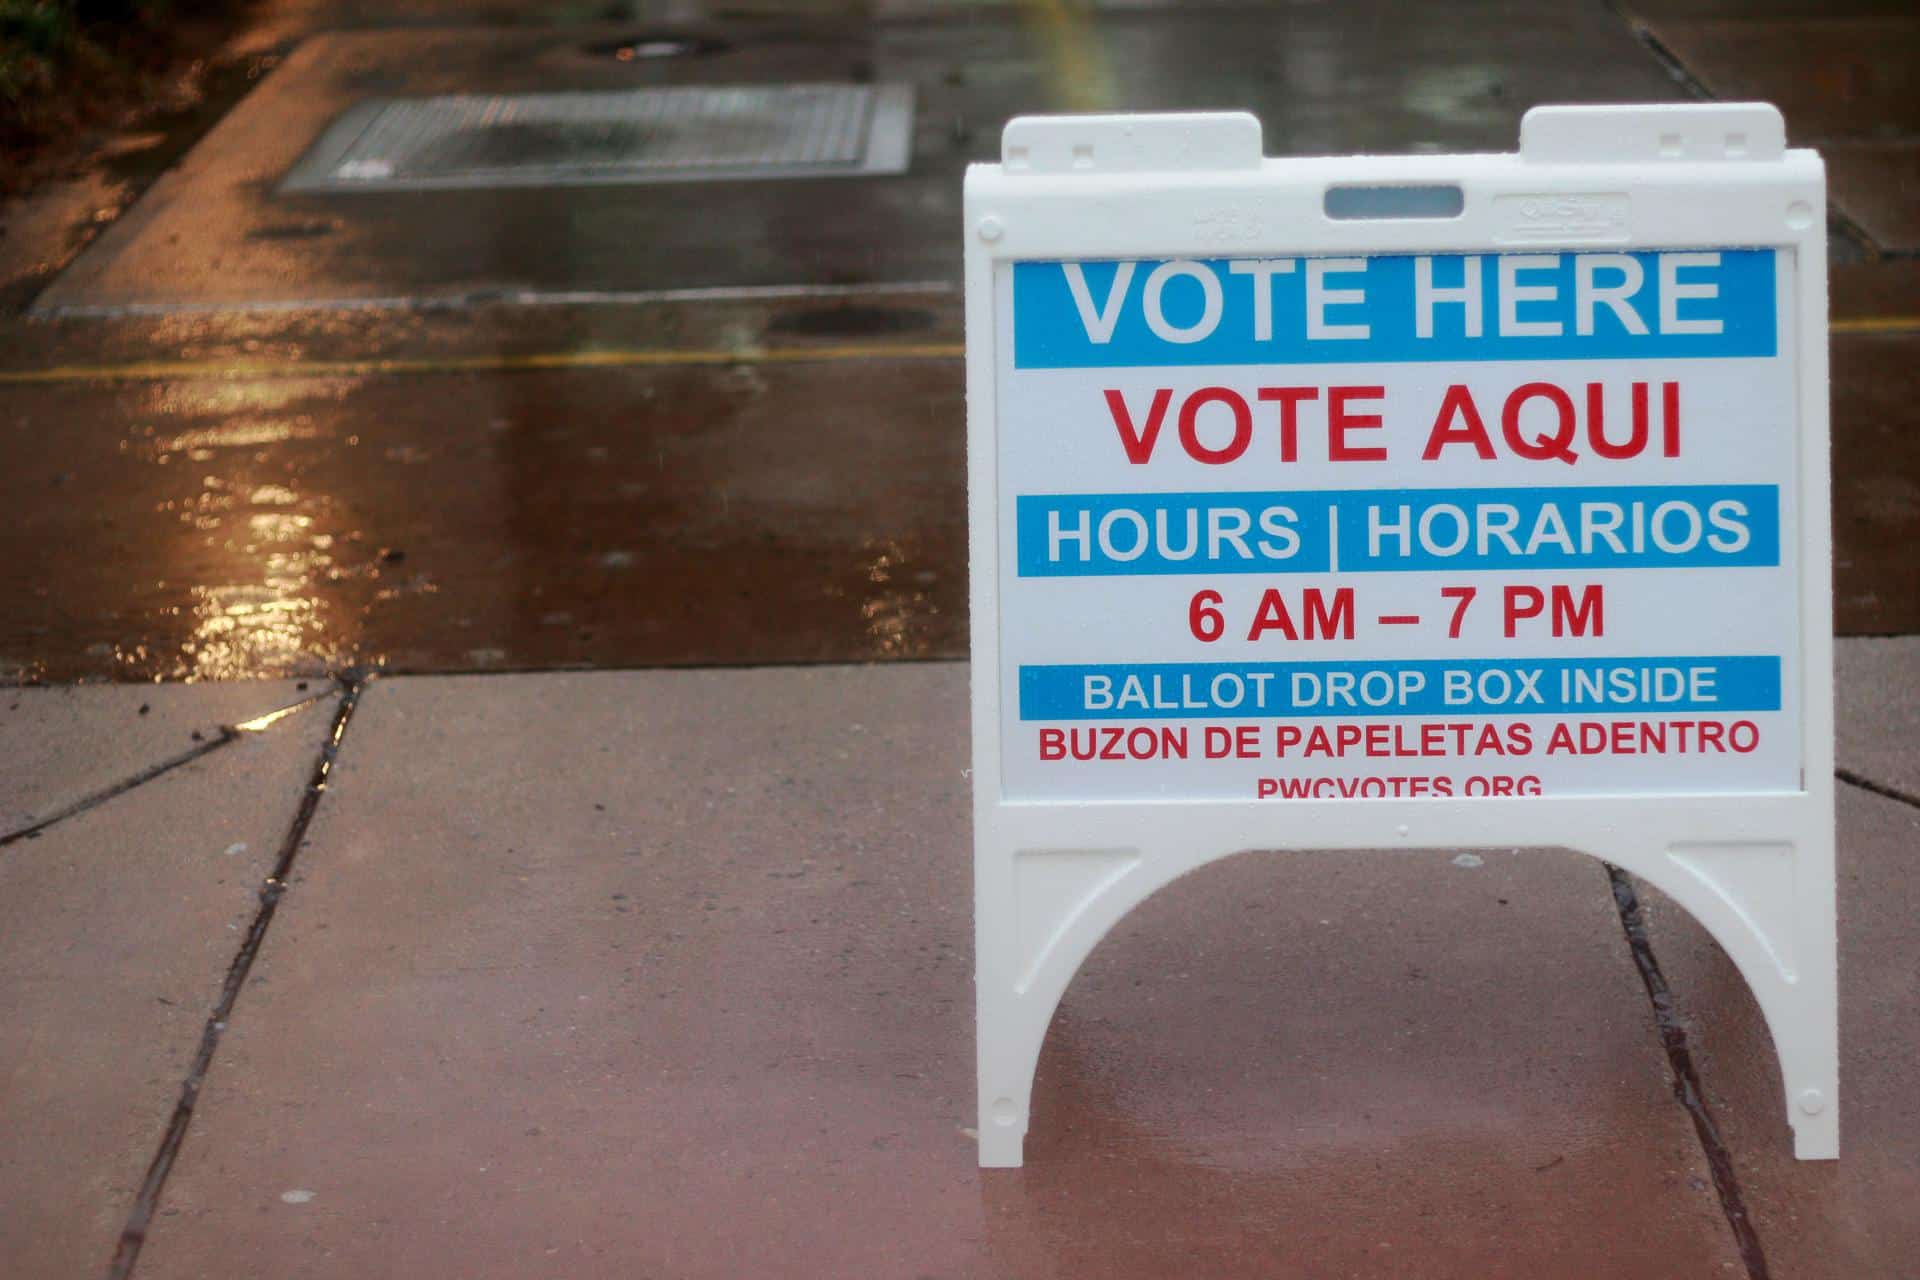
1105,385 -> 1386,465
1504,584 -> 1604,637
1422,381 -> 1681,465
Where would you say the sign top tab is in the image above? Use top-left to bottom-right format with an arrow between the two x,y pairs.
1000,111 -> 1263,175
1520,103 -> 1787,163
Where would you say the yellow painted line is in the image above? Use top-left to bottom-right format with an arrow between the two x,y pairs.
1831,316 -> 1920,335
0,342 -> 967,386
1026,0 -> 1116,113
4,321 -> 1919,386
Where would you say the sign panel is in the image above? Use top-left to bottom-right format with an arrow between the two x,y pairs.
995,248 -> 1800,803
965,105 -> 1835,1170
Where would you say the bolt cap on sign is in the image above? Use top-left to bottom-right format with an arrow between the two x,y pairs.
964,103 -> 1834,1168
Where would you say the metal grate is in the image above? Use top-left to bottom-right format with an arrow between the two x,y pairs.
283,83 -> 914,192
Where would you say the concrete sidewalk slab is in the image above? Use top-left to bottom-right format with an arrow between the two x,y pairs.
1636,783 -> 1920,1279
0,693 -> 333,1279
135,666 -> 1739,1279
1621,635 -> 1920,1276
1836,636 -> 1920,798
1,679 -> 319,834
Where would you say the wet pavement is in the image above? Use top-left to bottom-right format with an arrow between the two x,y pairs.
1623,5 -> 1919,250
1,0 -> 1916,678
2,318 -> 1916,683
1,338 -> 967,681
3,0 -> 1920,1277
32,2 -> 1686,313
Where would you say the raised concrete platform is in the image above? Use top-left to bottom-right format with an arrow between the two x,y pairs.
1836,637 -> 1920,798
2,646 -> 1916,1276
131,666 -> 1739,1278
0,680 -> 317,831
1628,640 -> 1920,1279
0,687 -> 335,1276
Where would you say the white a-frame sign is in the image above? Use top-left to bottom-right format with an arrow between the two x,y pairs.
965,104 -> 1835,1168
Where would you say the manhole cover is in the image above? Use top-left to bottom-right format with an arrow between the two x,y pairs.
282,83 -> 914,192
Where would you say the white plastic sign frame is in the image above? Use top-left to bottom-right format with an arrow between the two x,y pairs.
965,104 -> 1835,1167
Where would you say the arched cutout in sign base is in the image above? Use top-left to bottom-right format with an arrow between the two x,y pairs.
965,105 -> 1835,1168
972,813 -> 1834,1167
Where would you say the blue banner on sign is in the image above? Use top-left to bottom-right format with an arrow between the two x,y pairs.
1017,485 -> 1779,576
1018,657 -> 1782,719
1016,491 -> 1336,576
1012,250 -> 1777,369
1336,484 -> 1778,571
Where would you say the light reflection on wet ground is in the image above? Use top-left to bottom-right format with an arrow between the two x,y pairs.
1,0 -> 1915,683
149,381 -> 352,680
5,316 -> 1920,683
0,346 -> 966,682
29,0 -> 1705,315
854,537 -> 945,659
8,321 -> 1918,682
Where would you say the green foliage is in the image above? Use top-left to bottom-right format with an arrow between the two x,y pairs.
0,0 -> 180,112
2,1 -> 80,107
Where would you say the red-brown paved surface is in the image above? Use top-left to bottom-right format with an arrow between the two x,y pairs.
131,669 -> 1740,1280
3,0 -> 1917,1277
1638,779 -> 1920,1279
1640,643 -> 1920,1280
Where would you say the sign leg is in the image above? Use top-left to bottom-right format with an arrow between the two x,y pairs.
976,991 -> 1031,1168
1785,870 -> 1840,1159
1636,836 -> 1841,1160
976,839 -> 1030,1168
